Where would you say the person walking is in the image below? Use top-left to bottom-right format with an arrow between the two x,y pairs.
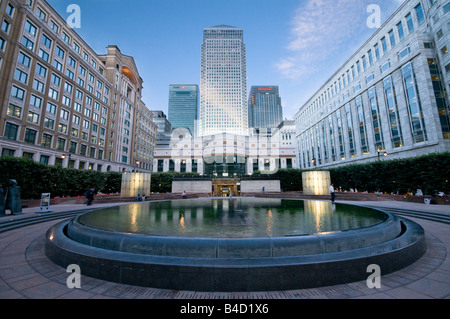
330,184 -> 336,203
85,187 -> 96,206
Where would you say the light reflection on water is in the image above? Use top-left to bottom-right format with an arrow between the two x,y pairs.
78,198 -> 386,239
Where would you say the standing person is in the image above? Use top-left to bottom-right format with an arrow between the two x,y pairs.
85,187 -> 96,206
182,191 -> 187,199
0,184 -> 5,216
330,184 -> 336,203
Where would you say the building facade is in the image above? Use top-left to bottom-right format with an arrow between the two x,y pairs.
133,100 -> 157,172
168,84 -> 198,136
295,0 -> 450,170
153,132 -> 297,177
200,25 -> 249,137
248,86 -> 283,130
0,0 -> 155,172
151,110 -> 173,148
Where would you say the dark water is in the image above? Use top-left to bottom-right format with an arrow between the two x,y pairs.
78,198 -> 387,239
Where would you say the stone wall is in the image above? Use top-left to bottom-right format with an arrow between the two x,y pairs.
240,180 -> 281,193
172,180 -> 213,194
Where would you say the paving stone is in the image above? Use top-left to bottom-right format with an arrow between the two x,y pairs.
0,201 -> 449,299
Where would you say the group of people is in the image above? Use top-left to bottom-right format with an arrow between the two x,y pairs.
136,193 -> 146,202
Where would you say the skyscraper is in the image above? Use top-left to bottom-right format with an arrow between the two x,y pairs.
200,25 -> 248,137
248,86 -> 283,129
168,85 -> 198,136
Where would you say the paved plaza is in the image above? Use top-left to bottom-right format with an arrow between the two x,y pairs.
0,199 -> 449,299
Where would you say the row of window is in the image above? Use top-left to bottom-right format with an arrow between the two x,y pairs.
298,61 -> 442,168
30,1 -> 107,77
19,22 -> 111,101
9,82 -> 108,133
3,121 -> 106,161
297,2 -> 427,125
0,147 -> 107,171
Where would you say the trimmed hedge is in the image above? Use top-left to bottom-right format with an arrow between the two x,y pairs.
0,157 -> 122,199
274,169 -> 304,192
273,152 -> 450,195
328,152 -> 450,195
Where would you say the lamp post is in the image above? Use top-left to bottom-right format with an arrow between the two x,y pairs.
61,154 -> 71,168
377,151 -> 388,161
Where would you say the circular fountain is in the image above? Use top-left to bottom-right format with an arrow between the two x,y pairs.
45,198 -> 426,292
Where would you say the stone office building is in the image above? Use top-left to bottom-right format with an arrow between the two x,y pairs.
0,0 -> 156,172
153,132 -> 297,177
295,0 -> 450,169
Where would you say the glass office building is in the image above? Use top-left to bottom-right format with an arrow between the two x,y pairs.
248,86 -> 283,129
168,85 -> 198,136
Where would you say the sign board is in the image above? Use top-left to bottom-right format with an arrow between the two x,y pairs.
36,193 -> 53,214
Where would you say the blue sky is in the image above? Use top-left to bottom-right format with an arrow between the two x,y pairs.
47,0 -> 404,119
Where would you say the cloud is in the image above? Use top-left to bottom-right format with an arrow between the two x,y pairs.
276,0 -> 405,80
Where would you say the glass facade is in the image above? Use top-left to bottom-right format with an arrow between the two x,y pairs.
168,85 -> 198,137
383,76 -> 404,148
355,96 -> 370,155
203,156 -> 246,177
248,86 -> 283,129
368,87 -> 385,152
328,116 -> 337,162
402,63 -> 427,144
428,59 -> 450,139
345,103 -> 356,157
335,110 -> 345,160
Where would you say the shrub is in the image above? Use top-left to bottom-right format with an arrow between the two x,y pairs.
272,152 -> 450,195
0,157 -> 122,199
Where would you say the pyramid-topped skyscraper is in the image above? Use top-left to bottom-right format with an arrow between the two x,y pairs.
200,25 -> 248,137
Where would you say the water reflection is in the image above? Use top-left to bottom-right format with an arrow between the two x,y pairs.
80,199 -> 386,239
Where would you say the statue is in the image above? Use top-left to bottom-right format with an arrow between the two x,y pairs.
5,180 -> 22,215
0,184 -> 5,216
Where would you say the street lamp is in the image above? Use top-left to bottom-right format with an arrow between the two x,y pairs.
61,154 -> 72,168
377,151 -> 388,161
134,160 -> 140,172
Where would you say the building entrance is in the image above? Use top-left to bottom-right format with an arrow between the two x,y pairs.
212,179 -> 240,197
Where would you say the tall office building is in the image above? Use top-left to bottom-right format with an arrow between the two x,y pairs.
248,86 -> 283,129
168,84 -> 198,136
200,25 -> 248,137
294,0 -> 450,169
